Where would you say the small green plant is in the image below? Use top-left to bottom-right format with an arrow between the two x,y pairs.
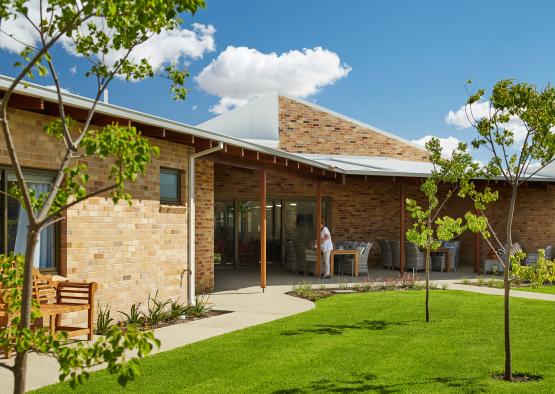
429,282 -> 439,290
441,282 -> 449,290
359,277 -> 372,292
95,303 -> 114,335
461,278 -> 471,285
338,278 -> 349,290
487,279 -> 504,289
119,302 -> 143,327
292,281 -> 313,297
168,299 -> 189,321
352,282 -> 361,290
187,291 -> 213,318
144,291 -> 171,327
476,276 -> 486,287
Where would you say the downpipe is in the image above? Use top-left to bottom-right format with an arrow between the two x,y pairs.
188,142 -> 224,305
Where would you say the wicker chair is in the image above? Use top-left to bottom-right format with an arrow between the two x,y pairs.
523,245 -> 553,266
338,242 -> 373,276
431,240 -> 462,271
378,239 -> 392,270
405,242 -> 425,273
390,240 -> 401,269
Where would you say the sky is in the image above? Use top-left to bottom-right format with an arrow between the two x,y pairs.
1,0 -> 555,154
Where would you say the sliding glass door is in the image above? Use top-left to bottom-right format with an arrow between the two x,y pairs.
214,197 -> 330,268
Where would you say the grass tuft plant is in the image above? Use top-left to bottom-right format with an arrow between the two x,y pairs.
119,302 -> 142,327
95,303 -> 114,335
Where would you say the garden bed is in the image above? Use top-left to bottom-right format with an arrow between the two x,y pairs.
287,275 -> 451,302
458,278 -> 555,293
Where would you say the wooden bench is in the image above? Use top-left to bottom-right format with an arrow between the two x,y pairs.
1,268 -> 98,358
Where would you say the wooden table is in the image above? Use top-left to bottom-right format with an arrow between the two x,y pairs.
435,247 -> 453,273
330,249 -> 359,277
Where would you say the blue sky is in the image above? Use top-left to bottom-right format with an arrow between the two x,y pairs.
1,0 -> 555,151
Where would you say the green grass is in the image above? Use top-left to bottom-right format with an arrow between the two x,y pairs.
516,286 -> 555,294
36,291 -> 555,393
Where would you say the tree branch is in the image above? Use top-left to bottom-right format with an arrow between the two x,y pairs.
37,184 -> 117,228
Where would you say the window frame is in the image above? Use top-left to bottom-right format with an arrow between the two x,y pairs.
0,166 -> 60,273
159,167 -> 182,205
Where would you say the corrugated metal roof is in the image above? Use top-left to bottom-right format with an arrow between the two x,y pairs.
1,75 -> 553,182
295,154 -> 555,181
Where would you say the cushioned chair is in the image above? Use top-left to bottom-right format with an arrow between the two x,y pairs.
339,241 -> 373,276
523,245 -> 553,266
378,239 -> 392,270
284,240 -> 297,272
390,240 -> 400,269
405,242 -> 425,273
431,240 -> 461,271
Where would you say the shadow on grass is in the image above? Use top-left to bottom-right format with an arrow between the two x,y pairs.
280,320 -> 408,336
273,373 -> 489,393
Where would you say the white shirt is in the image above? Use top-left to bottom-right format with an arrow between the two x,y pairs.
321,226 -> 333,252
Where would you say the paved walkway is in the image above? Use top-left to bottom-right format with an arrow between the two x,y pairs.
0,284 -> 313,393
448,283 -> 555,301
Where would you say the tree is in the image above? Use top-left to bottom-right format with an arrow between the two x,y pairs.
0,1 -> 205,392
406,138 -> 481,322
463,80 -> 555,381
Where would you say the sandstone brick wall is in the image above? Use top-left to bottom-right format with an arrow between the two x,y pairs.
278,96 -> 429,161
3,108 -> 193,324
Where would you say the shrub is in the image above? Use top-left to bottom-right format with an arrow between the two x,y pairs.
168,300 -> 189,321
187,291 -> 213,318
144,291 -> 171,327
338,279 -> 349,290
512,249 -> 555,287
359,277 -> 373,292
119,303 -> 143,327
95,303 -> 114,335
441,282 -> 449,290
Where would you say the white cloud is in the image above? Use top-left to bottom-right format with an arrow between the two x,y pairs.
0,2 -> 215,77
209,97 -> 248,114
196,46 -> 351,114
44,85 -> 70,93
61,21 -> 216,73
69,65 -> 77,75
0,1 -> 43,52
191,105 -> 198,111
412,135 -> 461,156
445,101 -> 491,129
445,100 -> 528,142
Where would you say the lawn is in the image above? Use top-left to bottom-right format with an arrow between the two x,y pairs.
516,286 -> 555,295
36,291 -> 555,393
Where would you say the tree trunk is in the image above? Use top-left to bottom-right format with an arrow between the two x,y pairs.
425,247 -> 430,323
503,185 -> 518,382
13,227 -> 39,394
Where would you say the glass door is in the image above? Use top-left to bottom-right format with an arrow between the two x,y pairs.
214,200 -> 234,266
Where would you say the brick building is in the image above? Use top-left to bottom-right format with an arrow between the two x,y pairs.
1,77 -> 554,322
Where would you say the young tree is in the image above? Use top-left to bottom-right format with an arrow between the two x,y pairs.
406,138 -> 482,322
464,80 -> 555,381
0,1 -> 205,392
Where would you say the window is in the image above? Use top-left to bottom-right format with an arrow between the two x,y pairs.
160,167 -> 181,205
0,169 -> 58,271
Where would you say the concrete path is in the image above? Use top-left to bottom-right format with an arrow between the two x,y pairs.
0,284 -> 313,393
448,283 -> 555,301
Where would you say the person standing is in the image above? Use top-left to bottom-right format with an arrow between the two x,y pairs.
320,220 -> 333,278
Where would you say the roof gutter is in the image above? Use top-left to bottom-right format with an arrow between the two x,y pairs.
188,142 -> 224,305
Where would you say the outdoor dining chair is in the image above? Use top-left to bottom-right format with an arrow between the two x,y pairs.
378,239 -> 392,270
